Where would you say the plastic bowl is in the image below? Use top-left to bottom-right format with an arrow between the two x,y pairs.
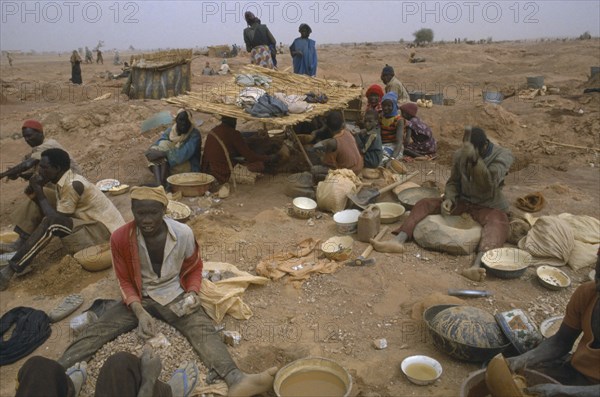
374,202 -> 406,224
333,209 -> 361,235
292,197 -> 317,219
401,355 -> 442,385
536,265 -> 571,290
321,236 -> 353,261
273,357 -> 352,397
481,248 -> 531,279
166,173 -> 215,197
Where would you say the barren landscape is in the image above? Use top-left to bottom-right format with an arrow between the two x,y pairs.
1,39 -> 599,396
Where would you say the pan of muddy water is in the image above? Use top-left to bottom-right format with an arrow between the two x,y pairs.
274,357 -> 352,397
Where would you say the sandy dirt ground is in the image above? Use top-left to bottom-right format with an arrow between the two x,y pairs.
1,39 -> 599,396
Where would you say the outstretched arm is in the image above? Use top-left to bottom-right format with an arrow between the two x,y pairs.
508,322 -> 580,370
0,158 -> 38,180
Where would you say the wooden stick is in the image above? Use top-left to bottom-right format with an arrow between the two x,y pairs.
360,226 -> 389,259
288,127 -> 314,168
543,140 -> 600,152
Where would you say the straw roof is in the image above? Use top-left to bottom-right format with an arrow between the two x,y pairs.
130,49 -> 192,69
165,65 -> 362,127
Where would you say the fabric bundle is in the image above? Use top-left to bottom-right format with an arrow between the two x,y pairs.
1,307 -> 52,366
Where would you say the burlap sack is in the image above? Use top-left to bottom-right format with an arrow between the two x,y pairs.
557,213 -> 600,244
316,169 -> 361,213
568,240 -> 600,271
518,216 -> 574,267
198,262 -> 269,322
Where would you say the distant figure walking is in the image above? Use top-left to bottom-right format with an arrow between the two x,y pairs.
70,50 -> 82,85
289,23 -> 318,77
96,49 -> 103,64
243,11 -> 276,69
84,47 -> 93,64
6,52 -> 13,67
113,50 -> 120,65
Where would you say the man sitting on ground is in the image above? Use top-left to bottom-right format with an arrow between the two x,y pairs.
202,61 -> 215,76
1,120 -> 83,253
201,116 -> 279,185
311,110 -> 364,179
0,148 -> 125,290
371,127 -> 513,282
57,186 -> 277,397
506,255 -> 600,397
145,109 -> 202,188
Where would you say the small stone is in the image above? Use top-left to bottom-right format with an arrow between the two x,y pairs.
223,331 -> 241,346
373,338 -> 387,350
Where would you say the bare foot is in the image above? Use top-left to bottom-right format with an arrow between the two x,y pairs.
461,267 -> 486,282
228,367 -> 278,397
168,361 -> 199,397
139,346 -> 162,396
370,239 -> 405,253
66,362 -> 87,396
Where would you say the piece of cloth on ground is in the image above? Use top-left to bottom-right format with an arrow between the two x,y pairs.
255,238 -> 344,287
515,192 -> 546,212
0,307 -> 51,366
199,262 -> 269,322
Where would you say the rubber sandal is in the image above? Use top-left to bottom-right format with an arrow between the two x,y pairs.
66,362 -> 88,385
170,361 -> 199,397
48,294 -> 84,323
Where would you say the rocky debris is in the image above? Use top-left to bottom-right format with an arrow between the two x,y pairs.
80,320 -> 207,397
373,338 -> 388,350
223,330 -> 242,346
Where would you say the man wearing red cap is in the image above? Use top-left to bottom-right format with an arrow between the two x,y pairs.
0,120 -> 80,253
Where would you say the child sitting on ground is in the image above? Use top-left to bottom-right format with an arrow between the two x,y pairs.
379,92 -> 405,165
354,110 -> 383,169
399,102 -> 437,158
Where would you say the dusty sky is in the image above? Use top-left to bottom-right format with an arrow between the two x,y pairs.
1,0 -> 599,52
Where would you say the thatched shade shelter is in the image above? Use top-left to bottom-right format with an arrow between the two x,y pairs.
165,64 -> 362,127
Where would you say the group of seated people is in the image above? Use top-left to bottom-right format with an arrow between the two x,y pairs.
0,120 -> 280,396
297,64 -> 437,178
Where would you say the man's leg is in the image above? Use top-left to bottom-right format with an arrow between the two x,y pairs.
16,356 -> 76,397
0,213 -> 73,290
58,303 -> 138,368
462,205 -> 509,282
4,187 -> 56,252
371,197 -> 443,253
149,301 -> 276,396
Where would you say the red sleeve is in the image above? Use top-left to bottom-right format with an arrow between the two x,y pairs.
111,223 -> 142,306
180,240 -> 203,293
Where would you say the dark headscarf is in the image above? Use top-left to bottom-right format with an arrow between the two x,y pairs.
382,64 -> 395,75
299,23 -> 312,34
245,11 -> 259,25
400,102 -> 418,118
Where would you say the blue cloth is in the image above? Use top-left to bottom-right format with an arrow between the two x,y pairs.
290,38 -> 317,76
382,92 -> 398,117
154,127 -> 202,171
